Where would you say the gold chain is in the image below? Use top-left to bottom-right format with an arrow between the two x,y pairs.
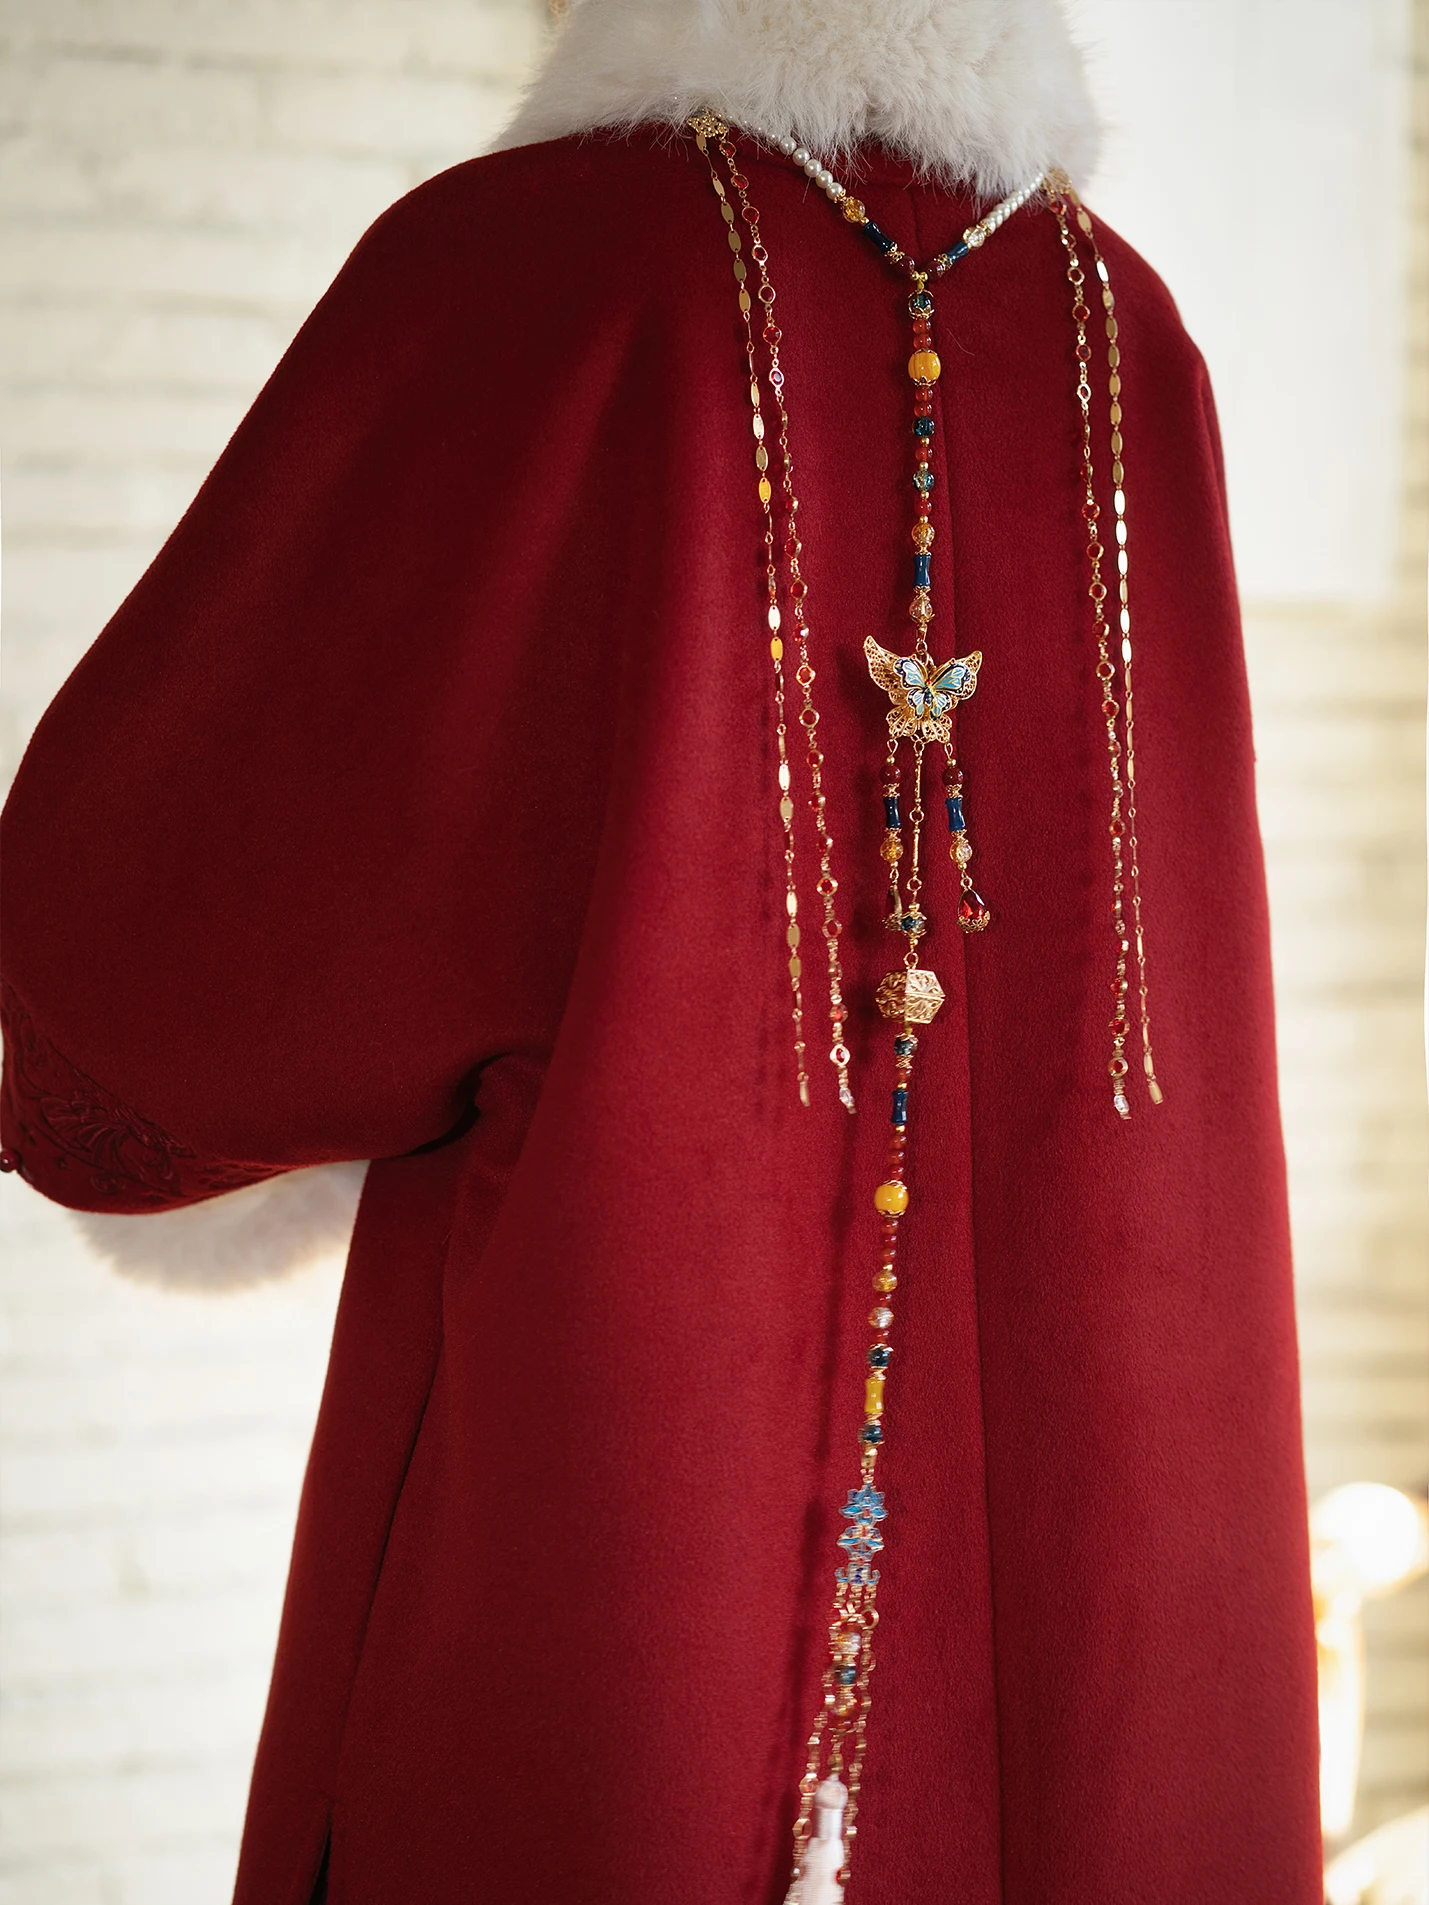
693,117 -> 855,1110
1048,182 -> 1163,1115
1066,187 -> 1164,1107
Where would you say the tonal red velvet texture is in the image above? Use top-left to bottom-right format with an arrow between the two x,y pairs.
1,132 -> 1321,1903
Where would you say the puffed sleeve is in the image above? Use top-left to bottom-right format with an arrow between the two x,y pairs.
0,161 -> 619,1225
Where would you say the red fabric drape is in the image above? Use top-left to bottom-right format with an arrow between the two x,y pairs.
0,132 -> 1321,1904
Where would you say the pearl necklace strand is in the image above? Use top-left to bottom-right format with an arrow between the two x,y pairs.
769,132 -> 1046,262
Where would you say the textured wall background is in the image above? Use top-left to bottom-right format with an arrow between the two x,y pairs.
1,2 -> 1425,1900
1083,0 -> 1429,1843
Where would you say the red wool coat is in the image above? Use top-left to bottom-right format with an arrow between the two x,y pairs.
1,131 -> 1321,1903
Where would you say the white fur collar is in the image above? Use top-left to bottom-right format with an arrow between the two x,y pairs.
494,0 -> 1099,196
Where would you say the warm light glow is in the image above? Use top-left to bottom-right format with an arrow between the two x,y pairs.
1323,1804 -> 1429,1905
1312,1485 -> 1429,1600
1311,1487 -> 1429,1845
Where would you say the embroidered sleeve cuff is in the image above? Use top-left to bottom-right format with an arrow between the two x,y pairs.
0,982 -> 277,1215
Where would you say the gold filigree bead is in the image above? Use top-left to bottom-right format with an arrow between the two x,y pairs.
912,521 -> 934,550
875,967 -> 945,1023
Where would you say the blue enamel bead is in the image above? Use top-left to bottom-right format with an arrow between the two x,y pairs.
859,1422 -> 884,1445
909,290 -> 933,314
913,415 -> 935,439
868,1344 -> 892,1369
883,796 -> 901,828
894,1034 -> 917,1056
863,222 -> 897,255
836,1666 -> 858,1685
913,468 -> 935,493
891,1086 -> 908,1126
946,795 -> 965,831
913,551 -> 931,587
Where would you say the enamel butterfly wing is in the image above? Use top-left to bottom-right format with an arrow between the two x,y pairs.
863,637 -> 981,744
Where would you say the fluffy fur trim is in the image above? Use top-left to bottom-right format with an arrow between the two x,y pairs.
72,1161 -> 366,1293
495,0 -> 1099,195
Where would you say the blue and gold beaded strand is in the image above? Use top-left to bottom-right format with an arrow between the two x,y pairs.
689,116 -> 1053,1904
752,135 -> 1041,1902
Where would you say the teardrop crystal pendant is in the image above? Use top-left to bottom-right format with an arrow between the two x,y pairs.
958,892 -> 991,933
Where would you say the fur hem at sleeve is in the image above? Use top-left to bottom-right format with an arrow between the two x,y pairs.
71,1160 -> 367,1291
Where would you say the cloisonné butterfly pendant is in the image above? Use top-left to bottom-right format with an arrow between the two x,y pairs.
864,636 -> 982,743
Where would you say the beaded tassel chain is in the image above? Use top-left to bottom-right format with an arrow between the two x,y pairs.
833,157 -> 1047,962
777,149 -> 1043,1905
781,134 -> 1163,1121
688,112 -> 1165,1905
689,117 -> 855,1111
1045,173 -> 1164,1114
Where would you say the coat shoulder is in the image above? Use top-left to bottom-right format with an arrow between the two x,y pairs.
352,132 -> 708,295
1082,209 -> 1211,390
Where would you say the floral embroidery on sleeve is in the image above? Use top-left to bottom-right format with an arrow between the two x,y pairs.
1,984 -> 264,1206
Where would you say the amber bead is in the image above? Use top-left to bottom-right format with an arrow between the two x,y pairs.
874,1180 -> 909,1216
874,1269 -> 898,1293
864,1373 -> 886,1417
908,349 -> 941,383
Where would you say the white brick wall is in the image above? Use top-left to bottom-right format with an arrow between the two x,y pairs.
0,0 -> 545,774
1247,593 -> 1429,1838
0,1196 -> 344,1905
1083,0 -> 1429,1842
1,2 -> 1425,1897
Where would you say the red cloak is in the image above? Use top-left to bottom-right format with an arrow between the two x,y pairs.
1,131 -> 1322,1903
